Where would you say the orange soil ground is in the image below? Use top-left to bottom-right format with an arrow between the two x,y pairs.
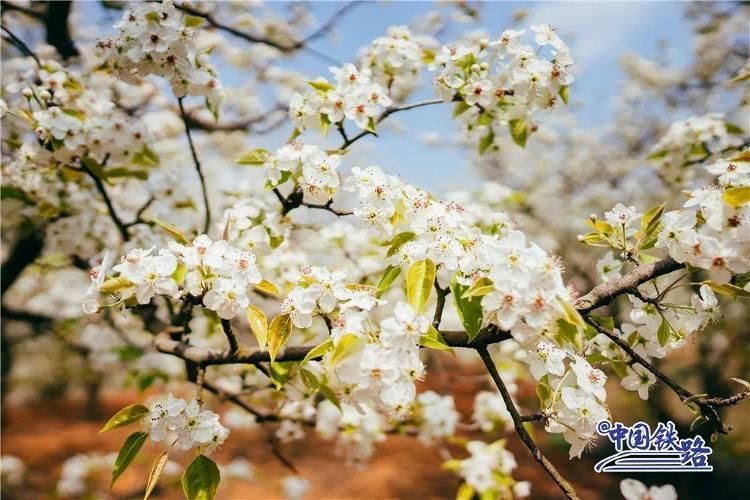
2,360 -> 618,499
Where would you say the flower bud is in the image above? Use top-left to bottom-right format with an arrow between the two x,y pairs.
22,87 -> 33,98
39,90 -> 52,101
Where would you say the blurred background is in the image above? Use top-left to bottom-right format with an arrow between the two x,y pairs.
1,1 -> 749,498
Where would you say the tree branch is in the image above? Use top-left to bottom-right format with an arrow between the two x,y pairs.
45,1 -> 78,59
79,155 -> 130,242
476,346 -> 578,500
574,257 -> 682,313
177,97 -> 212,234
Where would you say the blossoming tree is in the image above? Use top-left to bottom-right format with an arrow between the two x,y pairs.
1,2 -> 748,499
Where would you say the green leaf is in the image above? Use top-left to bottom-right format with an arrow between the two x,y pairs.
131,144 -> 160,167
235,148 -> 269,166
559,85 -> 569,105
610,359 -> 628,378
62,108 -> 86,121
151,218 -> 189,244
589,314 -> 614,331
172,262 -> 187,285
1,185 -> 32,203
647,149 -> 668,161
456,483 -> 475,500
100,404 -> 149,433
182,455 -> 220,500
419,325 -> 451,351
307,80 -> 335,93
730,377 -> 750,390
386,231 -> 416,257
702,280 -> 750,299
246,305 -> 268,348
99,276 -> 134,294
406,259 -> 436,313
450,275 -> 484,341
376,264 -> 402,298
722,186 -> 750,208
82,156 -> 106,178
478,128 -> 495,154
366,117 -> 377,134
144,451 -> 169,500
657,317 -> 672,347
641,202 -> 666,234
536,376 -> 552,407
460,277 -> 494,299
725,122 -> 745,135
270,361 -> 292,389
690,415 -> 709,432
452,100 -> 470,117
267,314 -> 292,362
318,383 -> 341,410
103,168 -> 149,180
111,431 -> 147,487
559,300 -> 585,328
330,333 -> 362,365
556,318 -> 580,349
183,14 -> 205,28
508,119 -> 528,148
302,338 -> 333,364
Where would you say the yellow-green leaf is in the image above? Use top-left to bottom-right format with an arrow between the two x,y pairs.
144,451 -> 169,500
330,333 -> 362,366
151,218 -> 189,244
100,404 -> 149,433
461,277 -> 494,299
183,14 -> 205,28
478,128 -> 495,154
307,80 -> 335,93
235,148 -> 269,166
559,85 -> 569,105
406,259 -> 436,313
99,276 -> 134,294
254,279 -> 280,298
722,186 -> 750,208
246,305 -> 268,348
419,325 -> 451,351
302,338 -> 333,364
111,431 -> 147,487
657,317 -> 672,347
267,314 -> 292,362
182,455 -> 220,500
376,264 -> 402,297
509,118 -> 528,148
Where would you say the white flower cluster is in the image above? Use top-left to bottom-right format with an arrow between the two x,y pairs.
290,63 -> 392,132
648,113 -> 744,181
219,197 -> 285,251
98,0 -> 224,113
472,391 -> 513,432
657,155 -> 750,282
620,479 -> 677,500
318,302 -> 427,415
456,440 -> 528,498
433,24 -> 574,150
147,393 -> 229,454
315,400 -> 386,465
0,455 -> 25,489
357,25 -> 436,100
261,142 -> 342,204
56,453 -> 116,497
90,234 -> 263,319
414,391 -> 460,444
281,265 -> 380,329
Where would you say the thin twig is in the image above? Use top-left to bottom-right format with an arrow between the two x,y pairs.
79,155 -> 130,242
1,24 -> 41,67
177,97 -> 211,234
476,346 -> 578,500
220,318 -> 240,354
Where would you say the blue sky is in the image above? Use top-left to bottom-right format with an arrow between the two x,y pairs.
259,1 -> 694,191
85,1 -> 695,191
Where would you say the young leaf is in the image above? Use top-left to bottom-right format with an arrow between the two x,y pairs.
307,80 -> 335,93
302,338 -> 333,364
100,404 -> 149,433
450,276 -> 483,341
246,305 -> 268,348
722,186 -> 750,208
151,219 -> 189,244
657,317 -> 672,347
559,85 -> 570,105
386,231 -> 416,257
329,333 -> 362,365
406,259 -> 436,313
182,455 -> 220,500
460,277 -> 494,299
509,118 -> 528,148
183,14 -> 205,28
111,431 -> 148,487
419,325 -> 451,351
144,451 -> 169,500
376,264 -> 402,297
254,279 -> 280,298
478,128 -> 495,154
235,148 -> 269,166
267,314 -> 292,362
